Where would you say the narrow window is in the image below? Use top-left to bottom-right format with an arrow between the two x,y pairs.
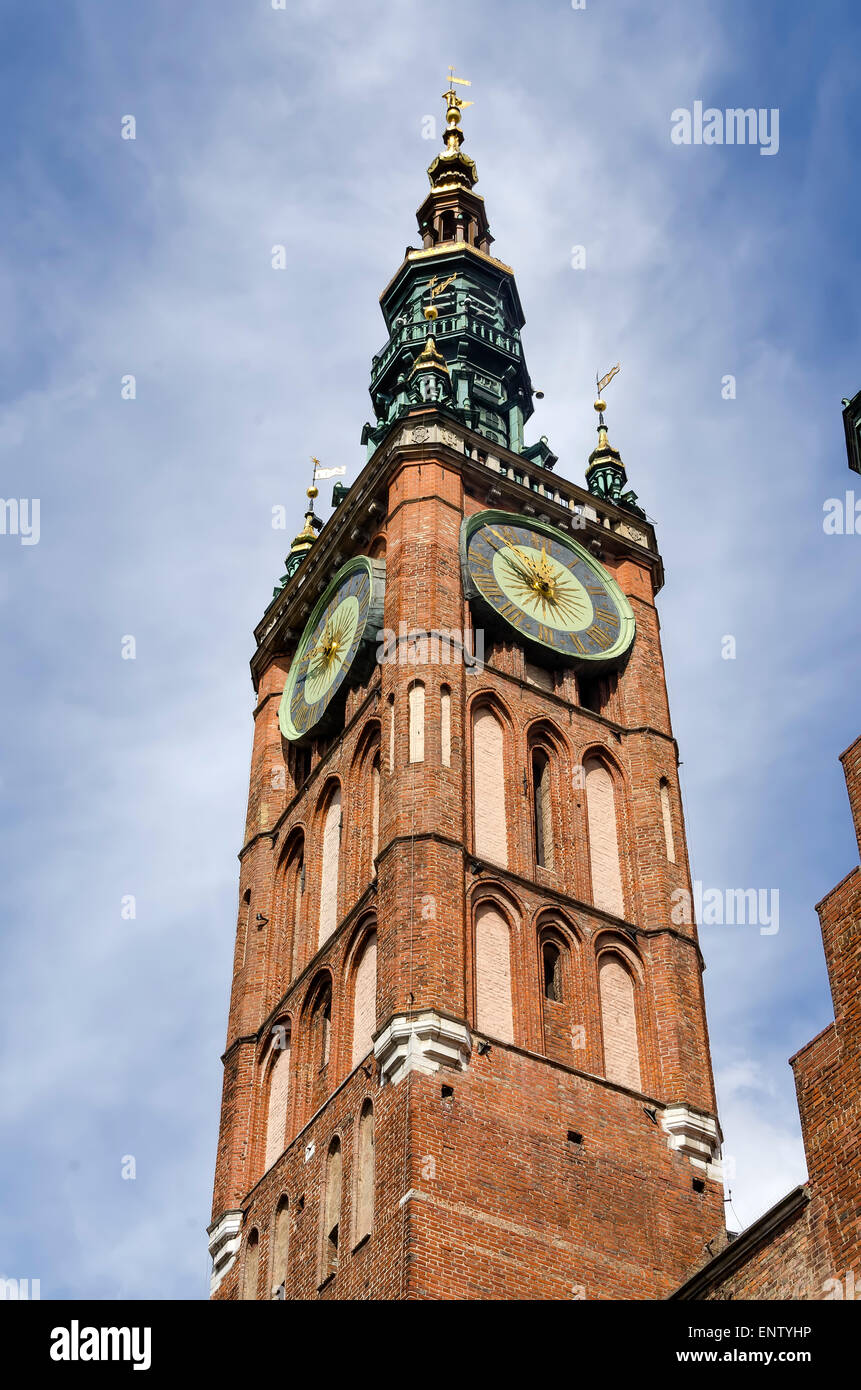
387,693 -> 395,772
371,754 -> 380,867
351,932 -> 377,1067
585,758 -> 624,918
242,1229 -> 260,1301
289,846 -> 305,980
660,778 -> 676,863
264,1033 -> 291,1172
271,1196 -> 290,1296
240,887 -> 251,967
440,685 -> 452,768
292,744 -> 311,790
475,903 -> 514,1043
579,674 -> 604,714
472,707 -> 508,866
314,983 -> 332,1070
532,749 -> 554,870
321,1138 -> 342,1282
542,941 -> 562,1002
318,786 -> 341,946
599,955 -> 642,1091
355,1101 -> 375,1244
408,682 -> 425,763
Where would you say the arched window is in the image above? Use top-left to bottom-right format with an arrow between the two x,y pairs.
475,902 -> 514,1043
281,837 -> 304,982
532,748 -> 554,870
660,778 -> 676,863
242,1229 -> 260,1301
354,1100 -> 375,1244
271,1196 -> 290,1297
542,940 -> 562,1001
585,757 -> 624,918
321,1137 -> 342,1282
472,707 -> 507,866
313,981 -> 332,1070
263,1029 -> 291,1172
599,954 -> 641,1091
371,754 -> 380,866
318,785 -> 342,946
440,685 -> 452,768
408,682 -> 425,763
351,932 -> 377,1067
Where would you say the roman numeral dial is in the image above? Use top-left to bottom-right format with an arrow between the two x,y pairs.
278,556 -> 386,743
461,511 -> 635,667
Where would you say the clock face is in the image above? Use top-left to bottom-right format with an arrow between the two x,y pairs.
461,511 -> 635,666
279,556 -> 386,743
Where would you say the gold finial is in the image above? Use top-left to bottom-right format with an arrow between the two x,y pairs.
443,67 -> 473,129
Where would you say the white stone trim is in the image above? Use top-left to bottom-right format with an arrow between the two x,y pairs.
661,1104 -> 723,1181
374,1011 -> 471,1087
208,1209 -> 244,1296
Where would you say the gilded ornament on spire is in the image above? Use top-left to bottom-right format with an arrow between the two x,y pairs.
585,365 -> 646,519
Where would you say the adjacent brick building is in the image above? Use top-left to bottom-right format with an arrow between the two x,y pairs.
208,81 -> 731,1301
673,736 -> 861,1301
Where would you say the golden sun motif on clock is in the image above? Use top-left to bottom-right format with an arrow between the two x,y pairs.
494,542 -> 592,630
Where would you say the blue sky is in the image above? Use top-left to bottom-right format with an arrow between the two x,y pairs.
1,0 -> 859,1298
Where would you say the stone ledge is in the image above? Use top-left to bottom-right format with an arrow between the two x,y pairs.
374,1010 -> 472,1086
207,1209 -> 243,1297
661,1103 -> 723,1181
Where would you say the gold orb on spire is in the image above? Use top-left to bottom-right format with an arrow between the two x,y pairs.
307,485 -> 319,500
594,398 -> 607,414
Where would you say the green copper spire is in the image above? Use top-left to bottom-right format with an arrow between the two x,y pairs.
362,73 -> 539,461
585,370 -> 646,518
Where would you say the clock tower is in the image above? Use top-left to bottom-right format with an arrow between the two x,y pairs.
208,79 -> 726,1301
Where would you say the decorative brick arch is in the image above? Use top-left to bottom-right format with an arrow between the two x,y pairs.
593,933 -> 646,1094
345,917 -> 378,1068
532,910 -> 587,1066
274,826 -> 306,991
270,1193 -> 290,1298
580,746 -> 630,922
315,778 -> 343,947
350,722 -> 381,887
470,891 -> 521,1045
256,1012 -> 294,1178
299,970 -> 335,1123
468,694 -> 514,869
525,720 -> 570,877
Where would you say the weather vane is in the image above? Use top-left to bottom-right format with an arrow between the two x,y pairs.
595,363 -> 620,424
424,273 -> 457,321
443,66 -> 473,127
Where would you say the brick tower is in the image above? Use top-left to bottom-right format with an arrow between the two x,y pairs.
208,79 -> 726,1301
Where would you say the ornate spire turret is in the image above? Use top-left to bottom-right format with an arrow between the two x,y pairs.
585,366 -> 646,518
364,73 -> 537,459
416,69 -> 492,254
273,465 -> 325,596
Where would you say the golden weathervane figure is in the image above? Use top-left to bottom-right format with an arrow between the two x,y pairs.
443,66 -> 473,128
